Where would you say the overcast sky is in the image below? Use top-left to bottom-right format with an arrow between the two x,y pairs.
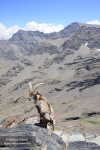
0,0 -> 100,40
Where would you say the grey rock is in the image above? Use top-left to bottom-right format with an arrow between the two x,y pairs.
68,141 -> 100,150
55,88 -> 62,91
86,135 -> 100,146
0,124 -> 66,150
35,137 -> 42,146
20,58 -> 33,66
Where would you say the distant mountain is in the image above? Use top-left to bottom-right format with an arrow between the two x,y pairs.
58,22 -> 81,38
0,22 -> 100,61
61,25 -> 100,51
0,22 -> 81,60
9,22 -> 81,41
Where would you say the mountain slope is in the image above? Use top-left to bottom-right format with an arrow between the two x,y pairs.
0,22 -> 100,134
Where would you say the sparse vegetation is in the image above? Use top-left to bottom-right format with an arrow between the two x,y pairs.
29,106 -> 34,112
85,120 -> 100,125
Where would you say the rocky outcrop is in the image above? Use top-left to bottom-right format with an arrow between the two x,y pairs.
0,124 -> 66,150
8,77 -> 36,93
65,56 -> 100,91
0,78 -> 11,88
63,111 -> 100,121
43,50 -> 74,67
0,116 -> 66,150
20,58 -> 33,66
66,76 -> 100,92
0,116 -> 100,150
3,115 -> 26,128
2,64 -> 24,77
68,141 -> 100,150
61,26 -> 100,51
28,42 -> 59,56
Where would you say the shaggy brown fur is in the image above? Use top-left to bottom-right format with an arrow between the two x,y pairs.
29,83 -> 55,130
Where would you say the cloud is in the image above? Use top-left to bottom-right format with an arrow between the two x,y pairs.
0,21 -> 64,40
0,23 -> 20,40
86,20 -> 100,25
23,21 -> 64,33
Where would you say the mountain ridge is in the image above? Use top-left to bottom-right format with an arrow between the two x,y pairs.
0,22 -> 100,60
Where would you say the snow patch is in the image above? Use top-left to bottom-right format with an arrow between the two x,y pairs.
97,49 -> 100,51
85,43 -> 89,49
85,43 -> 88,46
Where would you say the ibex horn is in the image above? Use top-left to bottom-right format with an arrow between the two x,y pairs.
28,82 -> 33,92
33,83 -> 44,92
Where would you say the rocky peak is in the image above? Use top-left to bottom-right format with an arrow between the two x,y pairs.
55,22 -> 81,38
64,22 -> 80,29
9,29 -> 43,42
61,24 -> 100,51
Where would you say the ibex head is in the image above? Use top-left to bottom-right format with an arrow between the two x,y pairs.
28,82 -> 44,101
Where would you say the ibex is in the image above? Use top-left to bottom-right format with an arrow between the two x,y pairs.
28,82 -> 55,131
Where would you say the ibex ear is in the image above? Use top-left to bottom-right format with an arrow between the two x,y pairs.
29,82 -> 33,92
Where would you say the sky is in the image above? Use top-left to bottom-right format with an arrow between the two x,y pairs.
0,0 -> 100,40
